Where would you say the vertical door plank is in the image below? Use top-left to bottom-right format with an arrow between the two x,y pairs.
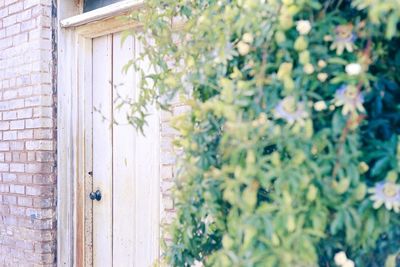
134,37 -> 160,267
82,37 -> 94,267
92,35 -> 113,267
112,32 -> 136,266
77,36 -> 93,267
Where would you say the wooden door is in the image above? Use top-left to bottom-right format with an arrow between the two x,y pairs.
90,32 -> 160,267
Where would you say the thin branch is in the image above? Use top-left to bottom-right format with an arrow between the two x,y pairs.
331,114 -> 366,179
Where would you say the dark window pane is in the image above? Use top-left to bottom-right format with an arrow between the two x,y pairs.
83,0 -> 122,12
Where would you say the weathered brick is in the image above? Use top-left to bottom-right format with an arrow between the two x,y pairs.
2,173 -> 17,182
0,163 -> 9,171
16,108 -> 32,119
25,118 -> 52,128
17,129 -> 32,139
0,184 -> 10,193
10,141 -> 24,150
3,130 -> 17,140
6,23 -> 20,36
10,163 -> 24,172
3,111 -> 17,120
0,121 -> 10,130
3,195 -> 17,205
17,196 -> 32,207
2,14 -> 17,27
0,142 -> 10,151
16,8 -> 30,22
8,2 -> 22,14
10,184 -> 25,194
25,140 -> 52,150
10,120 -> 25,130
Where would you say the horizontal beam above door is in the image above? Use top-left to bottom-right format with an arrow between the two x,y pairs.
60,0 -> 144,28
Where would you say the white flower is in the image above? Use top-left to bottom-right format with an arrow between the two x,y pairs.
334,251 -> 348,266
330,24 -> 356,55
334,85 -> 365,115
303,63 -> 314,74
343,259 -> 355,267
317,72 -> 328,82
318,59 -> 327,68
242,32 -> 254,43
369,181 -> 400,213
274,96 -> 308,125
296,20 -> 312,35
237,41 -> 251,55
314,100 -> 327,111
191,260 -> 204,267
345,63 -> 362,76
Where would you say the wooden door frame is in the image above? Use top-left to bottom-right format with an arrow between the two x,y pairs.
56,1 -> 159,266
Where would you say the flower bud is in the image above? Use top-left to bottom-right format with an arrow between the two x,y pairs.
271,151 -> 281,166
275,31 -> 286,43
277,62 -> 293,80
222,235 -> 234,249
299,51 -> 310,64
279,15 -> 293,30
354,183 -> 367,200
271,233 -> 280,246
358,161 -> 369,174
246,151 -> 256,165
334,178 -> 351,194
287,215 -> 296,232
283,77 -> 295,92
294,36 -> 308,51
307,185 -> 318,201
282,0 -> 293,5
386,170 -> 398,182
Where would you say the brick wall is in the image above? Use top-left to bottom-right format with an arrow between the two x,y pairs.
0,0 -> 56,266
159,98 -> 190,249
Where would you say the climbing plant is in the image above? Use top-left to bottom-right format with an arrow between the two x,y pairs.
124,0 -> 400,266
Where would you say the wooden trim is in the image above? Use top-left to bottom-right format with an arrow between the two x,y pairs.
75,15 -> 141,38
60,0 -> 144,28
57,26 -> 77,266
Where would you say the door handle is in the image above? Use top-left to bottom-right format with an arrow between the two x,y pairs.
89,190 -> 102,201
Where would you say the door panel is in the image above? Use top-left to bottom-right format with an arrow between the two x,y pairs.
92,35 -> 113,266
112,33 -> 136,266
90,32 -> 159,266
134,37 -> 160,267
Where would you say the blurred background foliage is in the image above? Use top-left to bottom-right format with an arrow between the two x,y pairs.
124,0 -> 400,266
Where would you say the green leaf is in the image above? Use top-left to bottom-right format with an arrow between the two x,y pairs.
327,57 -> 348,65
371,157 -> 390,177
385,254 -> 398,267
386,13 -> 398,39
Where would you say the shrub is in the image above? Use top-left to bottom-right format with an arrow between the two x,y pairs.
127,0 -> 400,266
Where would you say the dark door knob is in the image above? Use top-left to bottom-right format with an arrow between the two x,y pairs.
89,190 -> 102,201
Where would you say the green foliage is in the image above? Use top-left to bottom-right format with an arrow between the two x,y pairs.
125,0 -> 400,266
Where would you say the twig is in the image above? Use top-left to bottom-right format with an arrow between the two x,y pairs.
331,114 -> 365,179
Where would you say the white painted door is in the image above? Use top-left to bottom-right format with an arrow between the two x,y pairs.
90,32 -> 160,267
